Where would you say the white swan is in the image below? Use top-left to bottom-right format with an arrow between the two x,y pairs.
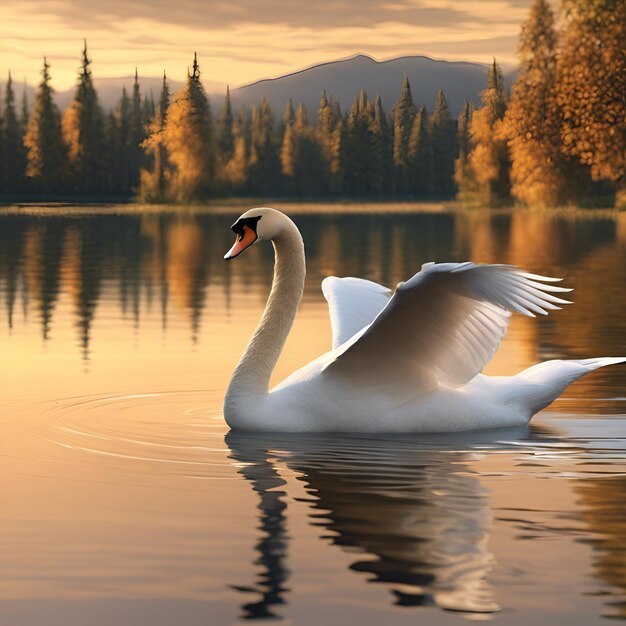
223,207 -> 625,432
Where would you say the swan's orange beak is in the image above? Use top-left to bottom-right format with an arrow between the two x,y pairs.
224,224 -> 257,260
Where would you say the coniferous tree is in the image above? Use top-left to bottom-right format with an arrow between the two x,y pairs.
138,72 -> 171,202
0,91 -> 4,191
217,86 -> 234,160
115,87 -> 131,191
281,104 -> 323,196
62,41 -> 105,193
222,105 -> 248,192
459,60 -> 510,205
127,69 -> 145,190
162,52 -> 214,202
24,58 -> 65,191
20,82 -> 29,135
429,89 -> 455,196
282,98 -> 295,131
344,90 -> 375,195
408,105 -> 431,195
316,90 -> 332,193
142,91 -> 155,125
248,98 -> 279,194
556,0 -> 626,205
327,96 -> 344,195
454,100 -> 474,194
392,74 -> 417,193
503,0 -> 571,207
2,72 -> 26,193
369,94 -> 390,195
280,100 -> 296,190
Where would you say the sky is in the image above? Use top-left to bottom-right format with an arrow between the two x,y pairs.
0,0 -> 537,91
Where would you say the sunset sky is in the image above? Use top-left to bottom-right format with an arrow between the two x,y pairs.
0,0 -> 535,91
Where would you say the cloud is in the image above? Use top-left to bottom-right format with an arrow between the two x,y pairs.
0,0 -> 533,90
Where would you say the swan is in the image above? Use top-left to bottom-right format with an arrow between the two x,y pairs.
223,207 -> 625,432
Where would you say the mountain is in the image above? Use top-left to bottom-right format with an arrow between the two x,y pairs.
229,54 -> 512,117
2,54 -> 513,117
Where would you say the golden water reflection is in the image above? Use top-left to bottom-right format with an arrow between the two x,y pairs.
0,206 -> 625,624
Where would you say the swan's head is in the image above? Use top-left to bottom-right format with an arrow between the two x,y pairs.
224,207 -> 289,260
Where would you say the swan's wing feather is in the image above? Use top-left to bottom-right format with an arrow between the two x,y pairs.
325,262 -> 572,394
322,276 -> 392,349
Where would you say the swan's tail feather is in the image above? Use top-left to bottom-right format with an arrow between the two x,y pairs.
516,357 -> 626,414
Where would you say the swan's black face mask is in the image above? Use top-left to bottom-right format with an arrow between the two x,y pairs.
224,216 -> 262,260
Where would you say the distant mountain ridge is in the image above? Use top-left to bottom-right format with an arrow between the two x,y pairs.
2,54 -> 513,116
229,54 -> 511,116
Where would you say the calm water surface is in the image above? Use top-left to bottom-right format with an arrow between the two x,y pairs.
0,204 -> 625,625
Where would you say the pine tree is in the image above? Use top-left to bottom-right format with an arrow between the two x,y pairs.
248,98 -> 279,194
459,61 -> 510,206
127,68 -> 145,190
115,87 -> 131,191
0,90 -> 4,191
317,90 -> 343,194
20,82 -> 29,135
392,74 -> 417,192
280,104 -> 322,196
282,98 -> 295,130
138,72 -> 172,202
222,105 -> 248,192
24,58 -> 65,191
369,94 -> 390,195
408,105 -> 431,195
344,90 -> 375,195
429,89 -> 455,196
454,100 -> 474,195
217,85 -> 234,160
162,52 -> 214,201
62,41 -> 105,193
2,72 -> 26,193
502,0 -> 572,207
556,0 -> 626,206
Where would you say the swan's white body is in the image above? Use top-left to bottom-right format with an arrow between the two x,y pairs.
223,208 -> 625,433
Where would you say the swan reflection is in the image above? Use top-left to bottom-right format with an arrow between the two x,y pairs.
227,427 -> 556,619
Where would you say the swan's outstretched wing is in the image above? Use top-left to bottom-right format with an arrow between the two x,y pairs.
325,262 -> 572,394
322,276 -> 392,349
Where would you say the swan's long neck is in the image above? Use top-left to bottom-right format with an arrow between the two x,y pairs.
226,220 -> 305,404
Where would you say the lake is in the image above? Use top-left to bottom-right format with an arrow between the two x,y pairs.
0,203 -> 625,625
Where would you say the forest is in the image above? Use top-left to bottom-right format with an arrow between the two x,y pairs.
0,0 -> 623,208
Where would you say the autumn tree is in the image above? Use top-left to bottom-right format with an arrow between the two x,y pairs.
62,41 -> 105,193
138,72 -> 171,202
221,105 -> 248,192
24,58 -> 66,191
317,90 -> 343,194
503,0 -> 572,207
556,0 -> 626,206
162,53 -> 214,202
459,61 -> 510,206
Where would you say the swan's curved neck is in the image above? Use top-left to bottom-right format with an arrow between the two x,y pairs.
226,220 -> 305,404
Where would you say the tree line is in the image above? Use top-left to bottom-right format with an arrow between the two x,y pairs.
0,0 -> 623,207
